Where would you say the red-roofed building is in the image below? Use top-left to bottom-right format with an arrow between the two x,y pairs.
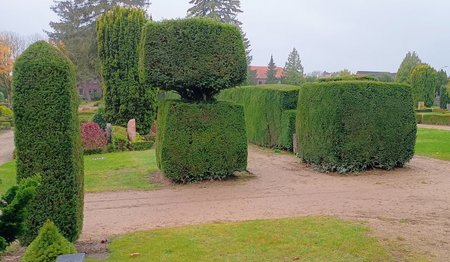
249,66 -> 284,85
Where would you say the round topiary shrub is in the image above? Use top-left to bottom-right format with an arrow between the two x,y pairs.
139,17 -> 247,101
12,41 -> 84,244
97,7 -> 156,134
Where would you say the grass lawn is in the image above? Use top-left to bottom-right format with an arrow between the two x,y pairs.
415,128 -> 450,161
88,217 -> 426,262
0,150 -> 158,195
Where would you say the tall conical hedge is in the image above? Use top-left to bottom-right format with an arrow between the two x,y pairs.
12,41 -> 84,244
97,7 -> 156,134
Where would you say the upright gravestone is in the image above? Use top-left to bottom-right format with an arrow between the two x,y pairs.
106,123 -> 112,143
418,101 -> 426,110
447,104 -> 450,111
127,119 -> 136,142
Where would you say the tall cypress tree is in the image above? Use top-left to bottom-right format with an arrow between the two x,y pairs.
98,7 -> 156,134
396,51 -> 422,84
47,0 -> 150,83
282,48 -> 304,85
187,0 -> 252,64
266,55 -> 278,84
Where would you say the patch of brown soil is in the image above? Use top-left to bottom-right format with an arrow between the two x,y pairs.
82,145 -> 450,261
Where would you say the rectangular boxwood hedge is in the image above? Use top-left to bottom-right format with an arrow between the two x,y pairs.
218,85 -> 299,150
157,100 -> 247,183
296,81 -> 417,173
416,113 -> 450,126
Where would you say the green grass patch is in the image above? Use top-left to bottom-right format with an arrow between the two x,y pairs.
0,150 -> 158,195
415,128 -> 450,160
79,108 -> 98,123
90,217 -> 427,262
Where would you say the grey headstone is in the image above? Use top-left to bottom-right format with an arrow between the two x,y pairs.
293,133 -> 298,154
447,104 -> 450,111
56,253 -> 86,262
106,123 -> 112,143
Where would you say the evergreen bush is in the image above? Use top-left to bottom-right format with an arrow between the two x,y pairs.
219,85 -> 299,149
0,176 -> 41,248
12,41 -> 84,244
409,64 -> 438,107
97,7 -> 156,133
21,220 -> 76,262
139,18 -> 247,101
296,81 -> 416,173
157,100 -> 247,183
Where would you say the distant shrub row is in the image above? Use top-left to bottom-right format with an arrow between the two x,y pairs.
219,85 -> 300,151
416,113 -> 450,126
296,81 -> 417,173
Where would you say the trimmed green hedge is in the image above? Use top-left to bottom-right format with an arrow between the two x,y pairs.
319,75 -> 379,82
139,18 -> 247,101
296,81 -> 416,173
219,85 -> 299,149
97,7 -> 156,134
157,100 -> 247,183
280,110 -> 297,151
12,41 -> 84,244
416,113 -> 450,126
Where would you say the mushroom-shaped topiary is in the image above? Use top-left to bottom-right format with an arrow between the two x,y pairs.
139,18 -> 247,101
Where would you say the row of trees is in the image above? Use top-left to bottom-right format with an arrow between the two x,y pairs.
246,49 -> 305,86
396,51 -> 449,108
46,0 -> 252,88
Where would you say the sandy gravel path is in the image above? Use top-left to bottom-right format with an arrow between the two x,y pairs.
0,130 -> 14,165
418,124 -> 450,131
82,146 -> 450,261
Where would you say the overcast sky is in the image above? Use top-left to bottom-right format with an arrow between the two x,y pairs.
1,0 -> 449,74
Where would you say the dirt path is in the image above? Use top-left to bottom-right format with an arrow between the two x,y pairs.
82,146 -> 450,261
418,124 -> 450,131
0,130 -> 14,165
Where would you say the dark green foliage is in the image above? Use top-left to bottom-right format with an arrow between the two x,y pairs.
296,81 -> 417,173
280,110 -> 297,151
396,51 -> 422,83
157,100 -> 247,183
21,220 -> 76,262
91,106 -> 107,129
416,113 -> 450,126
266,55 -> 279,84
47,0 -> 150,83
139,18 -> 247,101
409,64 -> 438,107
0,237 -> 6,252
97,7 -> 156,134
0,176 -> 41,245
218,85 -> 299,149
282,48 -> 304,86
187,0 -> 252,64
12,41 -> 84,244
319,75 -> 379,82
